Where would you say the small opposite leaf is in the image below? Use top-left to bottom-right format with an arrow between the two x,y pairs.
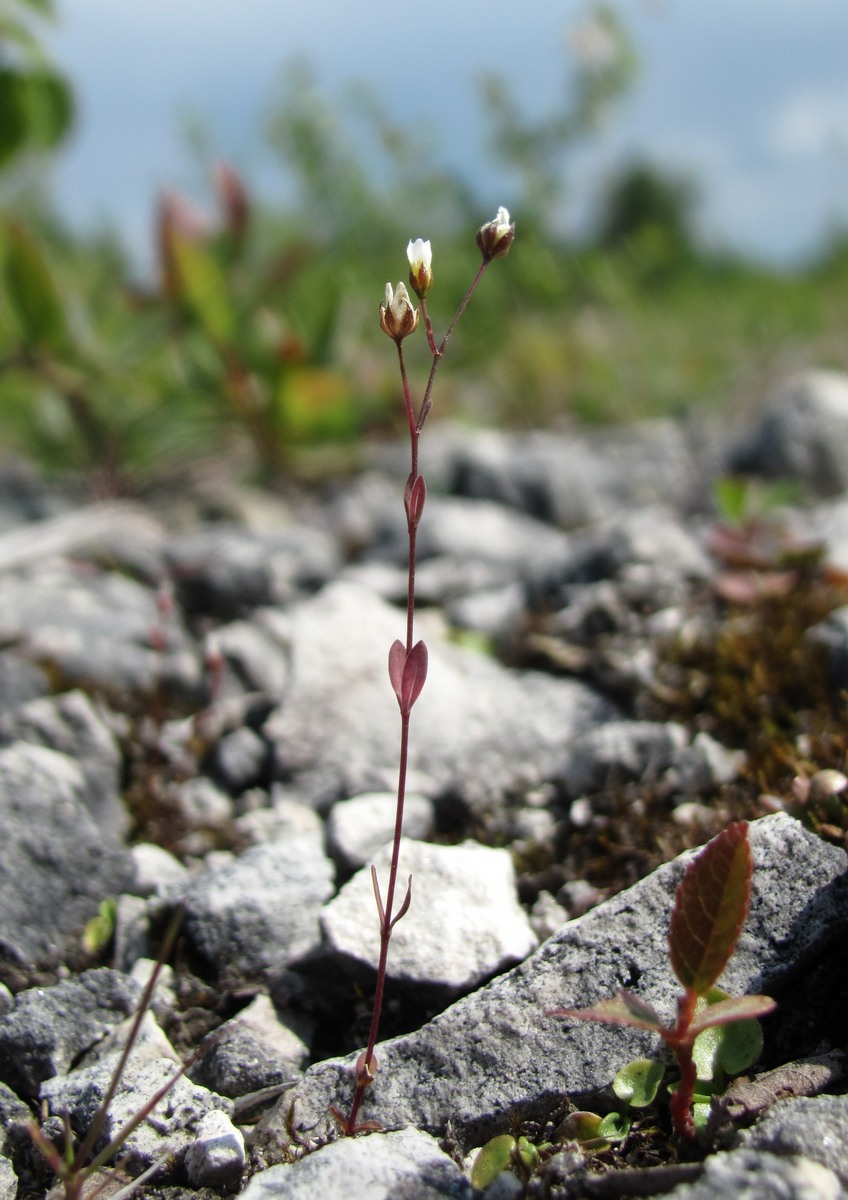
405,473 -> 426,528
400,639 -> 428,712
688,994 -> 776,1037
613,1058 -> 666,1108
669,821 -> 752,995
549,989 -> 665,1032
388,639 -> 406,705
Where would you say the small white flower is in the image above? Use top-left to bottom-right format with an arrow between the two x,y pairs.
406,238 -> 432,272
406,238 -> 433,298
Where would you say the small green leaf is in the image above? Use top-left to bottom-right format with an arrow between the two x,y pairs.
712,476 -> 750,527
470,1134 -> 515,1189
516,1136 -> 539,1171
82,898 -> 116,955
597,1111 -> 631,1141
3,218 -> 68,351
613,1058 -> 666,1107
559,1111 -> 606,1146
690,986 -> 772,1086
668,821 -> 752,995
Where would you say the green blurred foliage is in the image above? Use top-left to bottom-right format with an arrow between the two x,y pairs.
2,4 -> 848,489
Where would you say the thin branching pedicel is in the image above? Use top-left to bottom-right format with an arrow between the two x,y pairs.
342,210 -> 515,1135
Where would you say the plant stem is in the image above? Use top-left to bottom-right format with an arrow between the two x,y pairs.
345,259 -> 491,1134
667,990 -> 698,1139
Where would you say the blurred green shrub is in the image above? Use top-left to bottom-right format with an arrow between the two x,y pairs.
1,4 -> 848,485
0,0 -> 73,169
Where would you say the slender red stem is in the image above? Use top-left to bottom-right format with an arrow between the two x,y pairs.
345,256 -> 492,1133
666,989 -> 699,1139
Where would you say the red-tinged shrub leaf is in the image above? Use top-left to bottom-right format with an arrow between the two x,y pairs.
688,994 -> 776,1036
388,639 -> 406,706
669,821 -> 752,996
401,640 -> 428,712
549,989 -> 665,1032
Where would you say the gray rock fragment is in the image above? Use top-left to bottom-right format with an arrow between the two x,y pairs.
183,1108 -> 246,1188
40,1052 -> 232,1176
242,1126 -> 473,1200
0,562 -> 201,701
729,369 -> 848,496
209,616 -> 291,697
183,835 -> 334,978
562,720 -> 689,796
264,581 -> 616,814
322,839 -> 537,994
0,1156 -> 16,1200
0,969 -> 140,1099
0,651 -> 48,716
188,994 -> 309,1099
658,1149 -> 840,1200
129,842 -> 190,899
0,688 -> 127,838
742,1094 -> 848,1186
325,791 -> 434,873
0,743 -> 134,964
213,725 -> 269,792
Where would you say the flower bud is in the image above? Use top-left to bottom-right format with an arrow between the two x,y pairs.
476,206 -> 515,262
406,237 -> 433,298
379,281 -> 419,343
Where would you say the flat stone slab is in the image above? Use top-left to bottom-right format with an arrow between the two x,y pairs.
256,814 -> 848,1154
243,1126 -> 473,1200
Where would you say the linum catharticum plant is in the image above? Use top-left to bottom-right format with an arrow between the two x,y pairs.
549,821 -> 776,1140
336,208 -> 516,1136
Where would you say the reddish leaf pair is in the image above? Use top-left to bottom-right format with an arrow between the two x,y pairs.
388,639 -> 428,715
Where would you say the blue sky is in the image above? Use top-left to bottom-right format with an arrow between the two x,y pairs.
45,0 -> 848,271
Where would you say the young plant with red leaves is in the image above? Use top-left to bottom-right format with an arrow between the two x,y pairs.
549,821 -> 776,1139
340,211 -> 515,1136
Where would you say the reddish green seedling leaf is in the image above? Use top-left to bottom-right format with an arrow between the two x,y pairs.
668,820 -> 752,995
549,988 -> 665,1032
688,993 -> 776,1037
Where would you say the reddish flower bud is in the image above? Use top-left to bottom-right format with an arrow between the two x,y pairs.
379,281 -> 419,343
476,206 -> 515,262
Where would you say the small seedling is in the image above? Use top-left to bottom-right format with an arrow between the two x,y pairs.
549,821 -> 776,1139
338,210 -> 515,1136
470,1132 -> 551,1190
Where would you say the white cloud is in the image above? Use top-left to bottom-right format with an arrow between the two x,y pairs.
769,90 -> 848,157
